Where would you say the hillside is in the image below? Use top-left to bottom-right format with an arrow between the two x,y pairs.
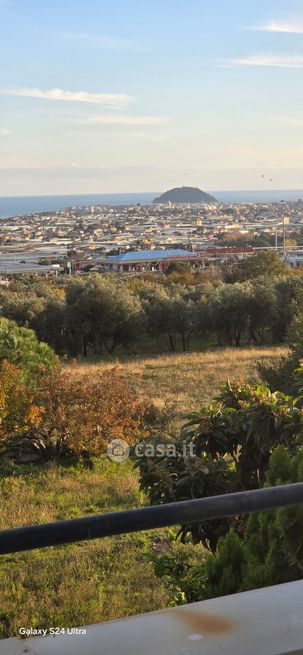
153,186 -> 217,204
0,346 -> 286,639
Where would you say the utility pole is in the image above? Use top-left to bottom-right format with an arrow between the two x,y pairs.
282,216 -> 289,259
281,199 -> 287,260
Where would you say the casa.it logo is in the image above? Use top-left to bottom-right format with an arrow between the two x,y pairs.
107,439 -> 130,463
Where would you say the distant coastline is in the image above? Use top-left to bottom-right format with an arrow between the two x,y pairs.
0,189 -> 303,218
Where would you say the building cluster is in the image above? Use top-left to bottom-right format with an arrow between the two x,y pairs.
1,199 -> 303,274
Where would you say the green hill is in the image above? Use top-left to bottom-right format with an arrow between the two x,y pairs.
153,186 -> 217,204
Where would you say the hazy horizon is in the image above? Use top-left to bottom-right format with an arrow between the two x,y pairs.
2,186 -> 303,200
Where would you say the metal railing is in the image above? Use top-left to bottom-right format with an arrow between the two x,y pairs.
1,482 -> 303,555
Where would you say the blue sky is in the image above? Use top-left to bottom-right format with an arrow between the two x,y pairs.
1,0 -> 303,195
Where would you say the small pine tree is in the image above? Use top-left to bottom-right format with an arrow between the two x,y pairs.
205,447 -> 303,598
241,447 -> 303,591
0,318 -> 57,377
203,529 -> 244,599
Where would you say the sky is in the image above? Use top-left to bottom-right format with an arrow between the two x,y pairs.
1,0 -> 303,195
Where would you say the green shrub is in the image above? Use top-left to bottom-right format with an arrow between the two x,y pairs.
136,382 -> 303,550
0,318 -> 57,377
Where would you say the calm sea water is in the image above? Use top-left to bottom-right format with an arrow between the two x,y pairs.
0,190 -> 303,218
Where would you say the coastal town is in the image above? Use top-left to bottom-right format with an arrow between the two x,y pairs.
1,195 -> 303,275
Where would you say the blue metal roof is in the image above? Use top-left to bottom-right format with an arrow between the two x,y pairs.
107,249 -> 197,262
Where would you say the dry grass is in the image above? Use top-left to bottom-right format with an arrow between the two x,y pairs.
75,346 -> 287,427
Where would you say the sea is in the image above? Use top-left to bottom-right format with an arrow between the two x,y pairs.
1,189 -> 303,218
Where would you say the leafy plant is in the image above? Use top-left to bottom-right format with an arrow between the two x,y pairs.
136,382 -> 303,550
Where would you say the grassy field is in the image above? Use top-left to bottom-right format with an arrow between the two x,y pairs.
0,346 -> 286,639
0,458 -> 171,638
76,346 -> 287,428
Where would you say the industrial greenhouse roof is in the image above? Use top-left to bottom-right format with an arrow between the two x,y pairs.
106,249 -> 197,262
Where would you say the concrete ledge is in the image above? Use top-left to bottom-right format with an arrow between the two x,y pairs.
1,581 -> 303,654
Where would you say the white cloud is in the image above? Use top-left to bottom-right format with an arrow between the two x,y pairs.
78,114 -> 167,126
218,54 -> 303,68
58,32 -> 139,50
0,128 -> 11,136
2,87 -> 134,108
252,20 -> 303,34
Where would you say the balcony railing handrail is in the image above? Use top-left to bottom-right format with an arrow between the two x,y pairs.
1,482 -> 303,555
